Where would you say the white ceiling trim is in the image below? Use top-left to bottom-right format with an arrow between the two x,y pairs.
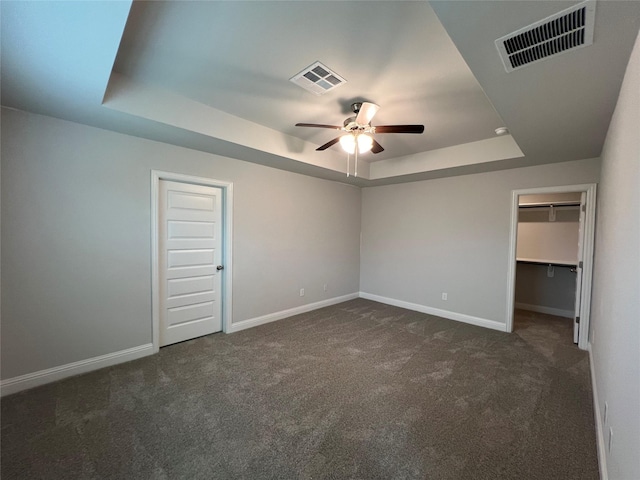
370,135 -> 524,180
103,73 -> 356,177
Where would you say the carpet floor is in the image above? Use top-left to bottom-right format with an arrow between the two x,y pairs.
1,299 -> 599,479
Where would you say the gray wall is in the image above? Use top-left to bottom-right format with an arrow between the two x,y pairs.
360,158 -> 600,325
1,108 -> 361,380
589,30 -> 640,480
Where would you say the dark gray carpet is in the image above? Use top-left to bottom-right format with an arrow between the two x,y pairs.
1,299 -> 599,479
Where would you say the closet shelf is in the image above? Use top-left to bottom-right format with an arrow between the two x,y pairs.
516,258 -> 577,268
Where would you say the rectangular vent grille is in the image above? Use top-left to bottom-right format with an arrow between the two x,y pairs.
290,61 -> 346,95
496,0 -> 596,72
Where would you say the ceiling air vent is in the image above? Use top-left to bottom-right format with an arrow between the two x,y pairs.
290,61 -> 346,95
495,0 -> 596,72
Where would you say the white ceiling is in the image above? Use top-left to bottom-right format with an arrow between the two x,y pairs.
2,1 -> 640,186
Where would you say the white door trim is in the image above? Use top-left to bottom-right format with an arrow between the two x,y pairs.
151,170 -> 233,353
506,183 -> 597,350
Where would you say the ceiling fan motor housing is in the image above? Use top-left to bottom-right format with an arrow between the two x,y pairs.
344,116 -> 358,129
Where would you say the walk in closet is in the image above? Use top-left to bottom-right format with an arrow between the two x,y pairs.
515,193 -> 583,319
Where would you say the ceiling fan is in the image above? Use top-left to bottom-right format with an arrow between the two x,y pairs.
295,101 -> 424,155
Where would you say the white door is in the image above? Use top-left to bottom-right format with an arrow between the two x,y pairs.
573,192 -> 586,344
159,180 -> 223,346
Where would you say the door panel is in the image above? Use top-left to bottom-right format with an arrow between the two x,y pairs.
167,301 -> 215,326
168,191 -> 215,211
168,276 -> 215,298
168,221 -> 215,239
160,180 -> 223,346
167,249 -> 215,268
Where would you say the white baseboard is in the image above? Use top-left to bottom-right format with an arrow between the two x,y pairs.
0,343 -> 154,397
227,293 -> 360,333
588,343 -> 608,480
359,292 -> 507,332
514,302 -> 574,319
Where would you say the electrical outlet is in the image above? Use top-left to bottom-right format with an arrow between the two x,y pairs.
608,427 -> 613,453
323,284 -> 328,292
441,292 -> 448,301
604,402 -> 608,425
299,288 -> 305,297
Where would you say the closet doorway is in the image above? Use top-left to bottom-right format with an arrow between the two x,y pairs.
505,184 -> 597,350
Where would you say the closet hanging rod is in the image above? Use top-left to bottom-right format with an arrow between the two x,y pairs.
518,202 -> 581,208
516,259 -> 578,269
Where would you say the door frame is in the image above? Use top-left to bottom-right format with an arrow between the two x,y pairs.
505,183 -> 597,350
151,170 -> 233,353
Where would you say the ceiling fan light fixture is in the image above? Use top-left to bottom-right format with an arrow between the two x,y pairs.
339,134 -> 356,154
340,133 -> 373,154
357,134 -> 373,153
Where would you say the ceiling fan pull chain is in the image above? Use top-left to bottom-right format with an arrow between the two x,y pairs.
346,153 -> 350,177
355,148 -> 358,177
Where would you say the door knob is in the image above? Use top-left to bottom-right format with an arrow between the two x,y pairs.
216,265 -> 224,271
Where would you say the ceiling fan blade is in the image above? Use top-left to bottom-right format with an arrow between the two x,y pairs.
316,137 -> 341,151
374,125 -> 425,134
355,102 -> 380,125
371,139 -> 384,154
295,123 -> 342,130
